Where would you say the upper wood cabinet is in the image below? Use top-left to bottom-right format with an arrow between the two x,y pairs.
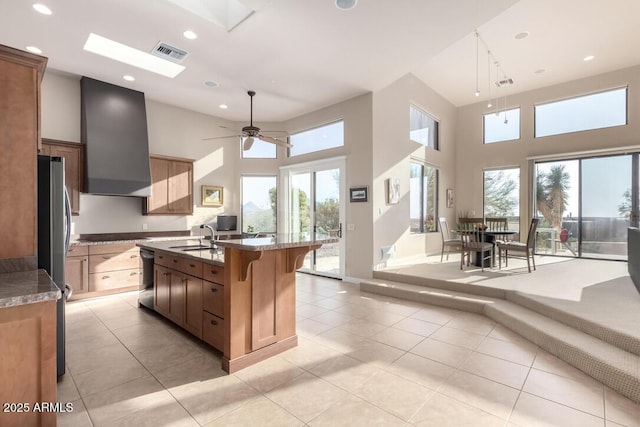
143,155 -> 194,215
0,44 -> 46,265
41,139 -> 83,215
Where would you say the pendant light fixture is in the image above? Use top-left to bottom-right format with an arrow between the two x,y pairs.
487,52 -> 493,108
474,31 -> 480,97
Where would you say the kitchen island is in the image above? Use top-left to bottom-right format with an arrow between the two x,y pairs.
138,234 -> 338,373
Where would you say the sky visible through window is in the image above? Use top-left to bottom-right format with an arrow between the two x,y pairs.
484,108 -> 520,143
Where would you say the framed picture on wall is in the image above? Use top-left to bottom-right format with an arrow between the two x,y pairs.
446,188 -> 454,208
202,185 -> 223,206
350,186 -> 369,202
387,178 -> 400,204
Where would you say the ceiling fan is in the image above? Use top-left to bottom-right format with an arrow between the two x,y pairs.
203,90 -> 291,150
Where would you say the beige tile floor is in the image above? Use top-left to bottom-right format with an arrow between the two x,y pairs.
57,274 -> 640,427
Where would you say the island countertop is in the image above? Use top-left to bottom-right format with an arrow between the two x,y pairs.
0,269 -> 61,308
137,233 -> 338,264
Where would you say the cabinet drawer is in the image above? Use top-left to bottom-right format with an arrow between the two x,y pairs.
202,280 -> 224,318
179,258 -> 202,277
202,312 -> 224,350
89,268 -> 140,291
89,251 -> 140,273
203,264 -> 224,284
88,243 -> 137,255
155,252 -> 182,269
67,245 -> 88,256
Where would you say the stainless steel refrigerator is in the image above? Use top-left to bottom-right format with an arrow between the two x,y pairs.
37,155 -> 71,378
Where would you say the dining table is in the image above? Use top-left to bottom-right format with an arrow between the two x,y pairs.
454,229 -> 518,267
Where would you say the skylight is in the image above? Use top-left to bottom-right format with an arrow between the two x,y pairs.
83,33 -> 186,78
166,0 -> 254,32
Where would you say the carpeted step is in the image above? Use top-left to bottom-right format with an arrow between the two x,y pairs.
506,291 -> 640,357
485,300 -> 640,404
372,270 -> 506,299
360,279 -> 498,314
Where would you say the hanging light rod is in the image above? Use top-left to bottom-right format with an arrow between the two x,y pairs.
474,29 -> 514,88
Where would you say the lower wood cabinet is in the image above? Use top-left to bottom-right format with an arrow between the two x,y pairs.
65,255 -> 89,295
153,251 -> 223,349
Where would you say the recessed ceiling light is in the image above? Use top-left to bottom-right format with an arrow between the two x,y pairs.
534,68 -> 546,74
584,55 -> 595,61
123,75 -> 135,81
204,81 -> 218,88
25,46 -> 42,54
219,104 -> 228,109
514,32 -> 529,40
83,33 -> 185,78
335,0 -> 357,10
32,4 -> 52,15
183,30 -> 197,40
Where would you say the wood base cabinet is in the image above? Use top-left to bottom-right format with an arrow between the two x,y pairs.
0,300 -> 56,427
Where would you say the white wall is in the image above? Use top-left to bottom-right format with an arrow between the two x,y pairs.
372,74 -> 458,267
455,65 -> 640,234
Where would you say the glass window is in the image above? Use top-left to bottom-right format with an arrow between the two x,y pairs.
241,137 -> 276,159
409,105 -> 439,150
289,121 -> 344,157
241,176 -> 277,233
483,107 -> 520,144
410,162 -> 438,233
535,87 -> 627,138
483,168 -> 520,233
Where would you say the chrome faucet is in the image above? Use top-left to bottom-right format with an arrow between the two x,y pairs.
200,224 -> 217,249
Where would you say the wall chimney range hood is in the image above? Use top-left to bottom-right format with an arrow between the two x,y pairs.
81,77 -> 152,197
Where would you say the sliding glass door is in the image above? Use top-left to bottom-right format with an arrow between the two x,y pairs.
534,154 -> 634,260
282,158 -> 345,278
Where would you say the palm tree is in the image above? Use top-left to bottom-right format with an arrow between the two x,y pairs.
536,165 -> 570,232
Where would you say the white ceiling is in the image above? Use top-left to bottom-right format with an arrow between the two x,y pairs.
1,0 -> 639,123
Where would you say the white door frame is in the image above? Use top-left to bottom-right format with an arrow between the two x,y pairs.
280,156 -> 346,279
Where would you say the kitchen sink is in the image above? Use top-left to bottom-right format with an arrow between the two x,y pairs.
181,246 -> 214,252
169,244 -> 210,249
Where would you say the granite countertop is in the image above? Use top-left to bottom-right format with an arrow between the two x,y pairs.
0,269 -> 61,308
138,234 -> 338,265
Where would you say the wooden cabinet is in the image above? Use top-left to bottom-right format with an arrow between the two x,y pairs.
87,243 -> 140,294
0,44 -> 46,266
143,155 -> 194,215
66,245 -> 89,296
41,139 -> 83,215
154,264 -> 171,316
152,250 -> 222,348
184,276 -> 203,338
0,300 -> 57,427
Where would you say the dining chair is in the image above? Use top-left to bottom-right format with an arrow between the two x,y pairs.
457,217 -> 484,231
460,227 -> 494,271
485,217 -> 510,243
438,217 -> 462,262
497,218 -> 539,273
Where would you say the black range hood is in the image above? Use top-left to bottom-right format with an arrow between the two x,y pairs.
81,77 -> 152,197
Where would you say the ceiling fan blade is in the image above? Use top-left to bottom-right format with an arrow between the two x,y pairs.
202,134 -> 242,141
258,134 -> 292,148
243,137 -> 255,150
260,130 -> 290,136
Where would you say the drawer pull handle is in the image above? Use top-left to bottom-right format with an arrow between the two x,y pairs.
173,259 -> 179,263
210,288 -> 218,292
130,272 -> 137,276
130,254 -> 138,258
158,255 -> 164,259
210,319 -> 218,326
102,256 -> 112,259
210,270 -> 218,275
189,264 -> 195,268
102,275 -> 110,279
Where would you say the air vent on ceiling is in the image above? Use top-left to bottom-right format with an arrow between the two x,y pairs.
151,42 -> 188,63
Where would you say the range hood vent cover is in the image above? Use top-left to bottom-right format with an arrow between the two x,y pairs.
152,42 -> 188,63
81,77 -> 152,197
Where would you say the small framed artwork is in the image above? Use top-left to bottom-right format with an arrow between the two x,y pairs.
446,188 -> 454,208
387,178 -> 400,204
202,185 -> 223,206
350,186 -> 369,203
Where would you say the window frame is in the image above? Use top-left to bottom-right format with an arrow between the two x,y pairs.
409,160 -> 439,234
409,104 -> 440,150
534,87 -> 628,138
483,107 -> 521,144
240,174 -> 278,234
288,120 -> 344,158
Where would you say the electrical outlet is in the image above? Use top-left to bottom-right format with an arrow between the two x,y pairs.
142,223 -> 148,230
347,224 -> 355,231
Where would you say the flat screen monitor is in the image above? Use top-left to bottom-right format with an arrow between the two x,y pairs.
217,215 -> 237,231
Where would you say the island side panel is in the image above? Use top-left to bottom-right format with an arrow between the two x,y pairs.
224,247 -> 253,362
251,250 -> 278,351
